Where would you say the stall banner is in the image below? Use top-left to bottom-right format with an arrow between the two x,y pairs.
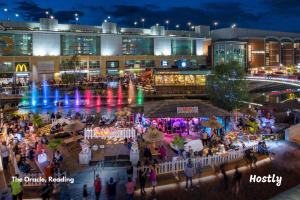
177,106 -> 198,114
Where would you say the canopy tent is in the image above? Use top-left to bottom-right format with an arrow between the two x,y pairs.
201,116 -> 223,129
285,124 -> 300,144
63,121 -> 85,132
52,118 -> 72,127
143,126 -> 164,143
143,99 -> 230,118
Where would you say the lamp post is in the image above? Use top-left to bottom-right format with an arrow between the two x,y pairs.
213,21 -> 218,30
231,23 -> 236,28
45,11 -> 49,18
50,15 -> 54,19
134,21 -> 138,28
175,24 -> 180,30
3,8 -> 8,20
141,18 -> 145,28
165,20 -> 169,30
75,17 -> 79,24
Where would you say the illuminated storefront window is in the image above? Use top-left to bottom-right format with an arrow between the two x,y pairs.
122,37 -> 154,55
61,35 -> 100,55
171,39 -> 196,55
0,33 -> 32,56
213,41 -> 246,67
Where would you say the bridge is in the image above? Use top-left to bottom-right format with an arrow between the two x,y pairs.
245,76 -> 300,87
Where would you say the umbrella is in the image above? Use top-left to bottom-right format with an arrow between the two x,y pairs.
63,121 -> 85,132
143,126 -> 164,143
201,116 -> 223,129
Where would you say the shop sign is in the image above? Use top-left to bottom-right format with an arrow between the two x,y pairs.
15,62 -> 30,72
177,106 -> 198,114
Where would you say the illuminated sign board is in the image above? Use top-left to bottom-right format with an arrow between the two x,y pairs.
177,107 -> 198,114
15,62 -> 29,72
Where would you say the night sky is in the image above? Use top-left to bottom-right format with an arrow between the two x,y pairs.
0,0 -> 300,32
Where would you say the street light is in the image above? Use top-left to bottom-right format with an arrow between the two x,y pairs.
165,20 -> 169,30
134,21 -> 138,27
15,13 -> 19,17
156,23 -> 159,26
176,24 -> 180,29
231,23 -> 236,28
75,17 -> 79,24
141,18 -> 145,28
50,15 -> 54,19
187,22 -> 192,31
75,13 -> 78,17
3,8 -> 8,12
213,21 -> 219,30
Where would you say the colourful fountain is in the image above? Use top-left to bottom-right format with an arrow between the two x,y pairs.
96,94 -> 102,106
64,93 -> 69,106
42,80 -> 49,106
107,88 -> 113,106
128,80 -> 136,104
137,86 -> 144,105
54,88 -> 60,106
117,83 -> 123,105
85,89 -> 92,106
75,88 -> 80,106
31,82 -> 38,107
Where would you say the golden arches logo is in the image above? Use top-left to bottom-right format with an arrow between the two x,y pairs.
15,64 -> 28,72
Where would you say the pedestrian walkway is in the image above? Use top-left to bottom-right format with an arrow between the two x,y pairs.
270,184 -> 300,200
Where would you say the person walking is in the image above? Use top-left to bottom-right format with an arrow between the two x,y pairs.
220,163 -> 228,190
139,168 -> 147,195
1,141 -> 9,170
106,177 -> 118,200
94,175 -> 101,200
82,184 -> 88,200
126,177 -> 135,200
184,159 -> 194,191
233,166 -> 242,198
149,165 -> 157,194
11,174 -> 23,200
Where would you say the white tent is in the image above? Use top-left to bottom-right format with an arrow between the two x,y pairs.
51,118 -> 71,127
184,139 -> 204,152
285,124 -> 300,144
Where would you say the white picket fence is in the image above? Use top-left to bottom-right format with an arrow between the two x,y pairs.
136,144 -> 258,175
84,127 -> 136,140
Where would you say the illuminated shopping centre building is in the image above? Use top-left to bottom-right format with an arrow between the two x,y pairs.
0,18 -> 210,84
1,17 -> 300,84
211,28 -> 300,74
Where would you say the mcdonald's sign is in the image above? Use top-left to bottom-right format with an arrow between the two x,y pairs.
15,62 -> 29,72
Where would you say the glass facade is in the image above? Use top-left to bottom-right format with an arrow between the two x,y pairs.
0,33 -> 32,56
213,42 -> 246,67
89,61 -> 100,69
61,35 -> 100,55
0,62 -> 14,73
171,39 -> 196,55
125,60 -> 155,68
122,37 -> 153,55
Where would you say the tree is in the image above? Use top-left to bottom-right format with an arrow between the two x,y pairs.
206,61 -> 249,111
32,114 -> 43,127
